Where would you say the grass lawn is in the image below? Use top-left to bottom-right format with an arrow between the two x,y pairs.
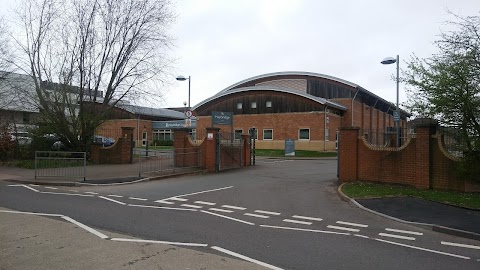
254,149 -> 337,158
342,182 -> 480,210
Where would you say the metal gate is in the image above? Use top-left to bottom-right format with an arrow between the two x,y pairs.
35,151 -> 86,181
216,132 -> 242,171
137,147 -> 203,177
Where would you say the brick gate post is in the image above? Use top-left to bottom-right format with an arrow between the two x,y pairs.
121,127 -> 134,164
338,127 -> 360,183
204,128 -> 220,172
414,119 -> 437,189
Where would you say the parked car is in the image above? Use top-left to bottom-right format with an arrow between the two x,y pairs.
94,135 -> 115,147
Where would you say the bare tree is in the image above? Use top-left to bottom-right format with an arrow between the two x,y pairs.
14,0 -> 175,150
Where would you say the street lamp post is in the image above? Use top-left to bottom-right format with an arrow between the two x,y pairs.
176,75 -> 191,109
381,55 -> 400,148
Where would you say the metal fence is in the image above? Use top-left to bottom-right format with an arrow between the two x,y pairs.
217,132 -> 243,171
35,151 -> 86,180
361,128 -> 411,148
438,127 -> 465,158
138,148 -> 203,177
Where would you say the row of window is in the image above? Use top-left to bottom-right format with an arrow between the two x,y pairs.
237,128 -> 332,141
237,101 -> 272,109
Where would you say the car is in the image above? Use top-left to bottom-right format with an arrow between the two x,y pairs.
94,135 -> 115,147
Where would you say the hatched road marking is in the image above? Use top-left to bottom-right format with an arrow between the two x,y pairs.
336,221 -> 368,228
441,241 -> 480,250
222,205 -> 247,210
327,225 -> 360,232
209,208 -> 234,213
385,228 -> 423,235
254,210 -> 281,216
283,219 -> 312,225
244,213 -> 270,219
292,215 -> 323,222
378,233 -> 416,241
194,201 -> 216,206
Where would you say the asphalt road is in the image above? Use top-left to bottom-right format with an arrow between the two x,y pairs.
1,159 -> 480,269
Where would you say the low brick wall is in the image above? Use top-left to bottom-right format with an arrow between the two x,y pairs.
89,127 -> 134,164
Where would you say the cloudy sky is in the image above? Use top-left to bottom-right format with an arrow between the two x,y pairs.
1,0 -> 479,109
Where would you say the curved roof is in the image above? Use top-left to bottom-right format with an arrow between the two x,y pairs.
118,104 -> 185,119
193,86 -> 347,111
218,71 -> 359,94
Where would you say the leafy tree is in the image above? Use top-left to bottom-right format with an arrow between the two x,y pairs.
404,13 -> 480,179
13,0 -> 175,151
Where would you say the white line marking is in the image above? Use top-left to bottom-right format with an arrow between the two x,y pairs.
441,241 -> 480,250
107,194 -> 123,198
327,225 -> 360,232
282,219 -> 312,225
44,187 -> 58,190
111,238 -> 208,247
336,221 -> 368,228
21,185 -> 40,192
181,204 -> 203,209
385,228 -> 423,235
128,204 -> 197,212
375,238 -> 470,260
292,215 -> 323,222
98,196 -> 126,205
378,233 -> 415,241
260,225 -> 350,235
40,191 -> 94,197
244,213 -> 270,219
7,184 -> 23,186
167,197 -> 188,202
354,234 -> 370,239
254,210 -> 281,216
154,199 -> 175,205
201,210 -> 255,225
129,197 -> 148,201
211,246 -> 283,270
61,216 -> 109,239
194,201 -> 216,206
222,205 -> 246,210
0,210 -> 63,217
85,192 -> 99,195
208,208 -> 234,213
170,186 -> 233,198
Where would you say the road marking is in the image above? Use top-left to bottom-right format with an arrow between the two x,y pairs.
208,208 -> 234,213
170,186 -> 233,198
327,225 -> 360,232
211,246 -> 283,270
354,234 -> 370,239
85,192 -> 99,195
0,210 -> 63,217
378,233 -> 415,241
111,238 -> 208,247
107,194 -> 123,198
201,210 -> 255,226
385,228 -> 423,236
244,213 -> 270,219
375,238 -> 470,260
222,205 -> 246,210
8,184 -> 40,192
128,204 -> 197,212
129,197 -> 148,201
98,196 -> 126,205
154,199 -> 175,205
61,216 -> 109,239
44,187 -> 58,190
254,210 -> 281,216
68,190 -> 79,193
336,221 -> 368,228
282,219 -> 312,225
194,201 -> 216,206
181,204 -> 203,209
260,225 -> 350,235
441,241 -> 480,250
292,215 -> 323,222
167,197 -> 188,202
41,191 -> 94,197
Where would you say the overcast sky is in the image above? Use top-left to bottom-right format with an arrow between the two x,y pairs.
2,0 -> 479,109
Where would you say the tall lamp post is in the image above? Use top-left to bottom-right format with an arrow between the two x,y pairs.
176,75 -> 191,109
381,55 -> 400,148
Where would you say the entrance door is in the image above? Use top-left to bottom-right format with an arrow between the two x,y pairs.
142,132 -> 147,146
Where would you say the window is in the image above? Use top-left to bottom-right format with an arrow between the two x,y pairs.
153,129 -> 172,141
299,128 -> 310,140
263,129 -> 273,140
237,102 -> 243,109
189,129 -> 197,140
250,128 -> 258,140
325,128 -> 330,141
235,129 -> 243,140
251,101 -> 257,109
266,101 -> 272,108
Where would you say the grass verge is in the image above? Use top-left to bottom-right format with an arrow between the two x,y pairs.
342,182 -> 480,210
254,149 -> 337,158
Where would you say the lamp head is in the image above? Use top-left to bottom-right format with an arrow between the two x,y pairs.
381,57 -> 396,65
176,75 -> 188,81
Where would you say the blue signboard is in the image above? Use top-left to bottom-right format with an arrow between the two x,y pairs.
212,111 -> 233,125
393,110 -> 400,122
285,139 -> 295,156
152,119 -> 197,129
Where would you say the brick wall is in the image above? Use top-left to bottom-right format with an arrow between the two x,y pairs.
339,123 -> 479,192
90,127 -> 133,164
98,119 -> 152,146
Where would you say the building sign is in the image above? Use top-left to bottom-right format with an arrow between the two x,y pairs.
393,110 -> 400,122
212,111 -> 233,125
152,119 -> 197,129
285,139 -> 295,156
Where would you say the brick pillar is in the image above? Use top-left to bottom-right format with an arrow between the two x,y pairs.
242,134 -> 251,166
338,127 -> 359,183
121,127 -> 134,164
174,129 -> 190,167
204,128 -> 220,172
414,120 -> 437,189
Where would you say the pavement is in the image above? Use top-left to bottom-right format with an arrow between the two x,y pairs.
1,161 -> 480,268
